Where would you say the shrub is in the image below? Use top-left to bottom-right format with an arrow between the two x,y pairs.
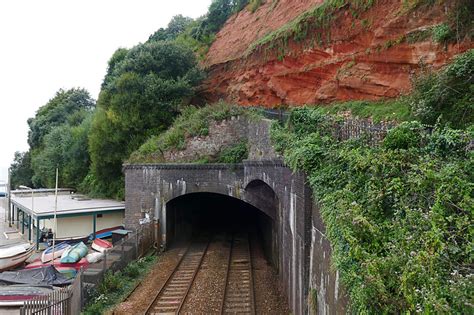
410,49 -> 474,128
432,23 -> 453,43
271,106 -> 473,313
216,141 -> 249,163
129,102 -> 246,163
383,121 -> 424,150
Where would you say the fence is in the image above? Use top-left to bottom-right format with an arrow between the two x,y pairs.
333,117 -> 395,146
20,270 -> 83,315
19,223 -> 156,314
83,222 -> 157,285
258,107 -> 396,146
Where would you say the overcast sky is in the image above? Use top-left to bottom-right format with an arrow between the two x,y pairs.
0,0 -> 212,181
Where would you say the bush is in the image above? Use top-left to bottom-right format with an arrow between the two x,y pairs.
216,141 -> 249,163
123,262 -> 141,278
271,106 -> 473,313
410,49 -> 474,128
98,271 -> 123,294
383,121 -> 424,150
83,255 -> 157,314
432,23 -> 453,43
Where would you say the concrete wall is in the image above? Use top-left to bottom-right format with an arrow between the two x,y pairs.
124,118 -> 348,314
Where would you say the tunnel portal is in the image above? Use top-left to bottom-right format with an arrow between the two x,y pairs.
165,192 -> 277,268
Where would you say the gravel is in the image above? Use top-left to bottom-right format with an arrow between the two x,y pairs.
113,232 -> 290,314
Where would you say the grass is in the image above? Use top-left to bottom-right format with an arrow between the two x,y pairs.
318,99 -> 412,123
82,255 -> 157,315
129,102 -> 256,164
245,0 -> 377,57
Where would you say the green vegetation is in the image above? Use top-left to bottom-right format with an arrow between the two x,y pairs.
246,0 -> 378,57
11,1 -> 249,197
268,49 -> 474,313
87,41 -> 202,198
83,255 -> 157,315
216,141 -> 249,163
10,88 -> 95,189
271,108 -> 472,313
129,102 -> 247,163
174,0 -> 250,60
9,152 -> 34,189
319,99 -> 412,123
410,49 -> 473,128
246,0 -> 472,59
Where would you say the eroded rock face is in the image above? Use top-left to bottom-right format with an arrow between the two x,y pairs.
201,0 -> 473,107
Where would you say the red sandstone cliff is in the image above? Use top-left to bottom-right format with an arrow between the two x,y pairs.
200,0 -> 473,107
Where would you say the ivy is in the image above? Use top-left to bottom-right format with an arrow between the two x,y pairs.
271,108 -> 473,313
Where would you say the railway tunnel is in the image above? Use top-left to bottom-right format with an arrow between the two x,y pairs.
124,162 -> 339,314
165,188 -> 278,270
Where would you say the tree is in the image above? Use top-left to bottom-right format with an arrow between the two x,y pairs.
28,88 -> 95,149
88,40 -> 202,198
26,88 -> 95,189
9,151 -> 34,190
149,15 -> 194,42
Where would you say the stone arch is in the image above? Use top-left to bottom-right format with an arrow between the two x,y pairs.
243,179 -> 279,221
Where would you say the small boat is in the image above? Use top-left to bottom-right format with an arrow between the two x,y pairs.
86,252 -> 104,263
25,258 -> 89,274
0,285 -> 54,306
0,265 -> 73,286
91,238 -> 113,253
47,235 -> 90,246
0,243 -> 34,271
41,242 -> 71,263
90,226 -> 124,240
60,242 -> 88,264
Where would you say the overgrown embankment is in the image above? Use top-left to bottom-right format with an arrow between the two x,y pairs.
129,103 -> 253,164
270,50 -> 473,313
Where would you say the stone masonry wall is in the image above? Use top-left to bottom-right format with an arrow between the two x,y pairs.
124,118 -> 347,314
164,116 -> 248,162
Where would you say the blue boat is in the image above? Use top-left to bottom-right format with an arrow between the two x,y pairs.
89,226 -> 124,240
41,242 -> 71,263
60,242 -> 88,264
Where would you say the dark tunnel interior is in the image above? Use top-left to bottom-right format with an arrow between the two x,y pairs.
166,192 -> 277,268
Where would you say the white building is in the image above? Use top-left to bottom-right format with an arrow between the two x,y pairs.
9,189 -> 125,249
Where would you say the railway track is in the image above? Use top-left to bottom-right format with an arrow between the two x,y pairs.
220,233 -> 256,314
144,239 -> 210,315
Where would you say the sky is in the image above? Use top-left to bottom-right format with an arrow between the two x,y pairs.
0,0 -> 212,182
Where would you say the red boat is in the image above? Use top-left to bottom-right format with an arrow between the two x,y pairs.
25,257 -> 89,272
91,238 -> 113,253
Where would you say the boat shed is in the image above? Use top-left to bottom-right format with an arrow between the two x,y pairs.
9,189 -> 125,249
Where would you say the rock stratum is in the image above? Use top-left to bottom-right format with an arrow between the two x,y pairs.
200,0 -> 473,107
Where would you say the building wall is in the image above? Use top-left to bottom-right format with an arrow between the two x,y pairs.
43,211 -> 124,238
